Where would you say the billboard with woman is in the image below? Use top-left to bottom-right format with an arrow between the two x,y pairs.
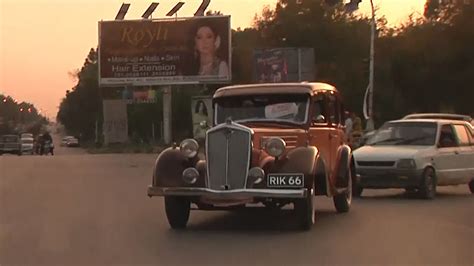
99,16 -> 231,86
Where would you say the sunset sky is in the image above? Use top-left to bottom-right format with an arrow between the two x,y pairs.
0,0 -> 425,118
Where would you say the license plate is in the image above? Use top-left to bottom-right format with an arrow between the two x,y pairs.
267,174 -> 304,188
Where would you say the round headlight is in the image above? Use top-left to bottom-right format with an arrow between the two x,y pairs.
265,137 -> 286,157
179,139 -> 199,158
182,167 -> 199,184
248,167 -> 265,185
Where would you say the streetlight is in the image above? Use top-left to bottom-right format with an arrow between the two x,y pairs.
345,0 -> 376,131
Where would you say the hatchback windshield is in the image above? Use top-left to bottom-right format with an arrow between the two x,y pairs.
215,94 -> 309,125
367,122 -> 437,146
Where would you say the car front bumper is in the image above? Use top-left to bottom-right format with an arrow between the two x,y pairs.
147,186 -> 308,199
356,168 -> 424,188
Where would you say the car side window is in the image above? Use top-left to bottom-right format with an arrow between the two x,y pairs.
312,94 -> 327,125
438,125 -> 458,148
453,125 -> 471,146
328,94 -> 340,126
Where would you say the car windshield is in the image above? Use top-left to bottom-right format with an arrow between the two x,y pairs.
215,94 -> 310,125
367,122 -> 437,146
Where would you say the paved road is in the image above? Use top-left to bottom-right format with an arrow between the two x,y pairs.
0,152 -> 473,265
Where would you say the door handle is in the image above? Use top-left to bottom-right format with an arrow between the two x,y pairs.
454,151 -> 459,155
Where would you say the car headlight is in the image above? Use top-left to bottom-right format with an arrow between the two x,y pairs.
248,167 -> 265,185
397,159 -> 416,169
179,139 -> 199,158
182,167 -> 199,184
265,137 -> 286,157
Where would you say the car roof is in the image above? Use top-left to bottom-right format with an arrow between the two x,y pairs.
389,118 -> 472,126
213,82 -> 337,98
403,113 -> 472,121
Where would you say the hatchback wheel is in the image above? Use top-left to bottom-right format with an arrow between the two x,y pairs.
419,168 -> 436,199
468,179 -> 474,194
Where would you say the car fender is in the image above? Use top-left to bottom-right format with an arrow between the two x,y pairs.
152,147 -> 199,187
331,145 -> 353,193
262,146 -> 328,193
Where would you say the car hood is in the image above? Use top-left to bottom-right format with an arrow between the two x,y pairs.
353,145 -> 432,161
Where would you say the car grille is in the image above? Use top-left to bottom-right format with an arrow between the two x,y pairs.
357,161 -> 395,167
206,123 -> 252,190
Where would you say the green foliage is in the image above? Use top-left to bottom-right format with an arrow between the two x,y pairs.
0,94 -> 47,135
57,0 -> 474,141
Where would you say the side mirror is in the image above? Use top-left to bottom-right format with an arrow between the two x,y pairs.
313,115 -> 326,124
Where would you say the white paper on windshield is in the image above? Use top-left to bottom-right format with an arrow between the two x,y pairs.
265,103 -> 298,119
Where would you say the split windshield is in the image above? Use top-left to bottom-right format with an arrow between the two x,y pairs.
215,94 -> 310,125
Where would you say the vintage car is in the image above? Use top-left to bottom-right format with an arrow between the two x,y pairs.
353,118 -> 474,199
148,82 -> 354,230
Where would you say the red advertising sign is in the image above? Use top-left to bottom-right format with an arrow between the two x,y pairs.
99,16 -> 231,86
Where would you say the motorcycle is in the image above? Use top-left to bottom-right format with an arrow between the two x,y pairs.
41,140 -> 54,156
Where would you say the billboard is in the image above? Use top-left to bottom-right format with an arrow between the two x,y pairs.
253,48 -> 315,83
99,16 -> 231,86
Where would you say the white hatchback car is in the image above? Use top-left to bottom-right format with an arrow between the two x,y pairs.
353,119 -> 474,199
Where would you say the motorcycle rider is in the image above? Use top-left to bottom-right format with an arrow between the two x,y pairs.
40,131 -> 54,155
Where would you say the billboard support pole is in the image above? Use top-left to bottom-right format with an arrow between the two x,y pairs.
163,86 -> 172,145
297,48 -> 302,82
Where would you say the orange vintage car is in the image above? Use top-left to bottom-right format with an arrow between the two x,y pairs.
147,82 -> 354,230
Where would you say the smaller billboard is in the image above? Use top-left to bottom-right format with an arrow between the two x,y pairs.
253,48 -> 315,83
191,96 -> 213,140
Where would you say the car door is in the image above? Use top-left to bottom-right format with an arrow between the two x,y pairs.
452,124 -> 474,183
434,124 -> 460,185
326,93 -> 344,174
308,93 -> 332,175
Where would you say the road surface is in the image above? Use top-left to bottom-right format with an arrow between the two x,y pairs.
0,151 -> 473,265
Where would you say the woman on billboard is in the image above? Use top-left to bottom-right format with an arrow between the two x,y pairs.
190,19 -> 229,78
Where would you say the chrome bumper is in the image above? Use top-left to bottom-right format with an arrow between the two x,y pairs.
147,186 -> 308,199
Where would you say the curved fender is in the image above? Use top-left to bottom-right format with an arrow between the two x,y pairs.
152,147 -> 199,187
331,145 -> 352,190
263,146 -> 319,190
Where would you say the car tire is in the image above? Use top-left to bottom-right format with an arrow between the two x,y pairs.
468,179 -> 474,194
294,192 -> 315,231
164,196 -> 190,229
419,168 -> 436,199
334,172 -> 352,213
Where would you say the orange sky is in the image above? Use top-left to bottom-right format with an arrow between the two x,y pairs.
0,0 -> 425,119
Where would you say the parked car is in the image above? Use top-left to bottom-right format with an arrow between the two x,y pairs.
353,118 -> 474,199
0,135 -> 22,156
148,82 -> 354,230
20,137 -> 34,155
20,133 -> 34,139
61,136 -> 79,147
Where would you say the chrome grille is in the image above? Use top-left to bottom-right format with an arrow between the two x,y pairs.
206,123 -> 252,190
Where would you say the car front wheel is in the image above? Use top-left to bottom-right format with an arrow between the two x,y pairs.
334,173 -> 352,213
419,168 -> 436,199
294,192 -> 315,230
164,196 -> 190,229
468,179 -> 474,194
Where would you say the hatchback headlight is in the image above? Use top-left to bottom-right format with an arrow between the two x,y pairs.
397,159 -> 416,169
179,139 -> 199,158
265,137 -> 286,157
